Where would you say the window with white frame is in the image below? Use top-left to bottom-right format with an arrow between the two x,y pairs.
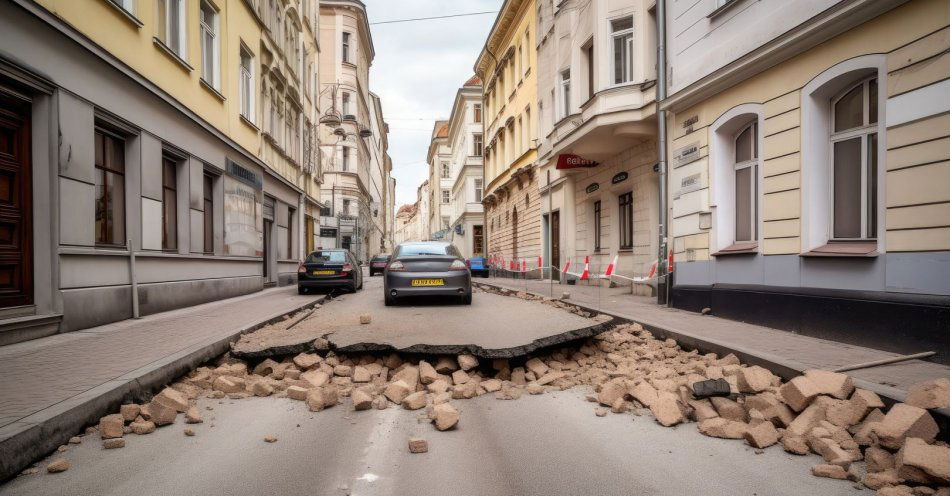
341,147 -> 350,171
441,189 -> 450,204
441,162 -> 450,179
342,92 -> 351,116
474,178 -> 483,203
474,103 -> 482,123
113,0 -> 135,15
830,77 -> 878,239
560,69 -> 571,118
442,216 -> 450,230
473,134 -> 483,156
524,30 -> 530,75
239,46 -> 254,121
733,122 -> 758,243
611,16 -> 634,85
200,1 -> 219,89
157,0 -> 186,58
342,32 -> 351,63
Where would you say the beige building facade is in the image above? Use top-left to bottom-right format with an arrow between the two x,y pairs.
663,0 -> 950,360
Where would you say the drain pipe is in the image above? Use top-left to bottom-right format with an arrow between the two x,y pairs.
656,0 -> 670,306
128,238 -> 140,319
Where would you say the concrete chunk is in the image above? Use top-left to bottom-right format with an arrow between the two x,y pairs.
779,376 -> 821,412
871,403 -> 939,450
710,397 -> 746,423
804,369 -> 854,400
849,388 -> 885,425
293,353 -> 322,370
651,391 -> 685,427
905,378 -> 950,409
153,387 -> 189,413
384,380 -> 412,404
781,433 -> 810,455
811,464 -> 849,480
419,361 -> 439,384
457,354 -> 479,371
351,389 -> 373,411
408,438 -> 428,453
402,391 -> 428,410
698,418 -> 748,439
119,404 -> 140,423
98,414 -> 125,439
286,385 -> 309,401
434,356 -> 458,374
130,419 -> 156,435
786,403 -> 827,437
744,421 -> 780,448
432,403 -> 460,431
736,366 -> 776,394
628,381 -> 658,408
896,437 -> 950,485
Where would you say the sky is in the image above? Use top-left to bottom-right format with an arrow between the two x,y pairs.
362,0 -> 499,207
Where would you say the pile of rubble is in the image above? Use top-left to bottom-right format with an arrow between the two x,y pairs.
47,320 -> 949,495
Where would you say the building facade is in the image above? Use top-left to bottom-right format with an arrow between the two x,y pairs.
662,0 -> 950,359
426,121 -> 452,240
535,0 -> 659,290
366,92 -> 393,257
317,0 -> 381,262
445,77 -> 486,259
475,0 -> 541,270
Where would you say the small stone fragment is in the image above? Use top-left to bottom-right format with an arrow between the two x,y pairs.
184,406 -> 203,424
130,419 -> 156,435
46,459 -> 69,473
432,403 -> 460,431
384,380 -> 412,404
68,436 -> 81,445
264,435 -> 277,443
120,404 -> 141,423
871,403 -> 939,450
402,391 -> 428,410
744,421 -> 780,448
98,414 -> 125,439
457,354 -> 479,371
102,438 -> 125,449
184,428 -> 195,437
779,376 -> 821,412
351,389 -> 373,410
595,407 -> 609,417
359,314 -> 371,324
811,464 -> 849,479
905,378 -> 950,409
408,437 -> 428,453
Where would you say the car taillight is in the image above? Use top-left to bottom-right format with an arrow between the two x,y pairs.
450,260 -> 467,271
341,263 -> 352,274
465,259 -> 471,267
297,264 -> 306,273
388,260 -> 406,271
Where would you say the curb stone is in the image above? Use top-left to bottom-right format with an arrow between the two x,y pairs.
0,295 -> 327,482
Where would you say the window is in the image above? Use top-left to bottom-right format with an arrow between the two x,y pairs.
162,156 -> 178,250
517,45 -> 523,78
593,200 -> 602,252
473,134 -> 483,156
734,122 -> 758,242
560,69 -> 571,118
517,116 -> 523,152
524,108 -> 531,149
342,32 -> 351,63
611,16 -> 634,84
199,1 -> 219,88
442,216 -> 450,230
203,173 -> 214,253
474,178 -> 483,203
473,225 -> 484,256
524,31 -> 530,75
239,46 -> 254,120
342,92 -> 351,116
157,0 -> 186,58
286,207 -> 294,259
341,147 -> 350,171
94,129 -> 126,246
618,192 -> 633,249
441,189 -> 450,204
474,104 -> 482,123
441,162 -> 450,179
586,44 -> 595,100
831,77 -> 878,239
113,0 -> 134,15
342,199 -> 351,215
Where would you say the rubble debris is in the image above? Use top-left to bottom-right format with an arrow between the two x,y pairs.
595,408 -> 608,417
803,369 -> 855,400
698,418 -> 748,439
130,418 -> 156,435
691,378 -> 731,399
780,376 -> 821,412
433,356 -> 458,374
811,464 -> 850,480
402,391 -> 427,410
98,414 -> 124,439
264,435 -> 277,443
744,421 -> 780,449
432,403 -> 459,431
905,378 -> 950,409
68,437 -> 81,445
184,428 -> 195,437
185,407 -> 203,424
408,438 -> 428,453
351,389 -> 373,410
457,354 -> 479,371
102,438 -> 125,449
120,404 -> 141,423
871,404 -> 939,450
359,314 -> 371,324
46,459 -> 69,473
896,438 -> 950,485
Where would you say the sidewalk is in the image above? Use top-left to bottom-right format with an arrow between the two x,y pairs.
480,276 -> 950,398
0,286 -> 324,480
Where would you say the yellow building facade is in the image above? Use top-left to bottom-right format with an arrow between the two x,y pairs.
476,0 -> 541,268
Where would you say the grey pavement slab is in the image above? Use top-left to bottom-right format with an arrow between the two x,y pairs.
0,390 -> 869,496
234,275 -> 610,359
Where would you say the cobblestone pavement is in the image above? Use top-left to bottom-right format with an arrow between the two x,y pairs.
482,276 -> 950,394
0,286 -> 317,429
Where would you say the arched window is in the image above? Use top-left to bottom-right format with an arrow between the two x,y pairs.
733,122 -> 758,243
830,77 -> 878,239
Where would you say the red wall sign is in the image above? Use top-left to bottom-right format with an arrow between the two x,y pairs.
556,154 -> 599,170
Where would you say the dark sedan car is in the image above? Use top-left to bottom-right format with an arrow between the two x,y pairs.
368,254 -> 390,276
384,242 -> 472,306
297,249 -> 363,294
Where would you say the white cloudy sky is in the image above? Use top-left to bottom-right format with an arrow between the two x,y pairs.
363,0 -> 499,207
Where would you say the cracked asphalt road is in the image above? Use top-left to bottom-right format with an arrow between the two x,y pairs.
1,388 -> 866,496
234,271 -> 604,358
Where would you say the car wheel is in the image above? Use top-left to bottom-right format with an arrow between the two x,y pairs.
384,294 -> 395,306
298,286 -> 308,295
460,293 -> 472,305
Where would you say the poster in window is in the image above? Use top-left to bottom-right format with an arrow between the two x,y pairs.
223,175 -> 263,256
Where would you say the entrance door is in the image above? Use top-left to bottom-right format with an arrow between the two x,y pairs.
262,219 -> 272,281
304,215 -> 314,254
0,94 -> 33,307
472,225 -> 484,256
551,210 -> 560,281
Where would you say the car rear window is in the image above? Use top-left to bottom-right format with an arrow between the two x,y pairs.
397,244 -> 454,256
306,251 -> 347,263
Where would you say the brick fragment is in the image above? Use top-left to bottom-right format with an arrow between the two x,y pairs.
402,391 -> 428,410
781,433 -> 809,455
687,399 -> 719,422
905,378 -> 950,409
871,403 -> 939,450
628,381 -> 658,408
102,438 -> 125,449
896,437 -> 950,485
300,370 -> 331,388
849,388 -> 885,424
432,403 -> 459,430
811,464 -> 849,479
736,366 -> 776,394
99,414 -> 125,439
286,386 -> 309,401
786,403 -> 826,437
351,389 -> 373,410
710,397 -> 746,423
866,446 -> 895,473
779,376 -> 821,412
863,469 -> 900,490
305,386 -> 339,411
457,354 -> 479,371
120,404 -> 141,423
212,376 -> 246,394
744,421 -> 780,448
384,380 -> 412,404
803,369 -> 855,400
697,418 -> 748,439
651,391 -> 685,427
408,438 -> 428,453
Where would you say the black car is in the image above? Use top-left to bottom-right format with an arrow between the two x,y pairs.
297,249 -> 363,294
384,242 -> 472,306
369,254 -> 390,276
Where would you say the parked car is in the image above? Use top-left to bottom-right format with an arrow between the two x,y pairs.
297,249 -> 363,294
467,256 -> 489,277
369,254 -> 390,276
384,242 -> 472,306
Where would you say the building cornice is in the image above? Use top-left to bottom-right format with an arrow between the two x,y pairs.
660,0 -> 908,113
321,0 -> 375,62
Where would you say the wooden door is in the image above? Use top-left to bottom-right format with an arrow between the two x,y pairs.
0,94 -> 32,307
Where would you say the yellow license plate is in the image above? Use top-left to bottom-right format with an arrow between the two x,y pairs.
411,279 -> 445,287
312,270 -> 335,276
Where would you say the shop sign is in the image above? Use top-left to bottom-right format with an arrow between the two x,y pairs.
673,142 -> 700,167
585,183 -> 600,194
556,154 -> 598,170
611,171 -> 629,184
320,228 -> 338,238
